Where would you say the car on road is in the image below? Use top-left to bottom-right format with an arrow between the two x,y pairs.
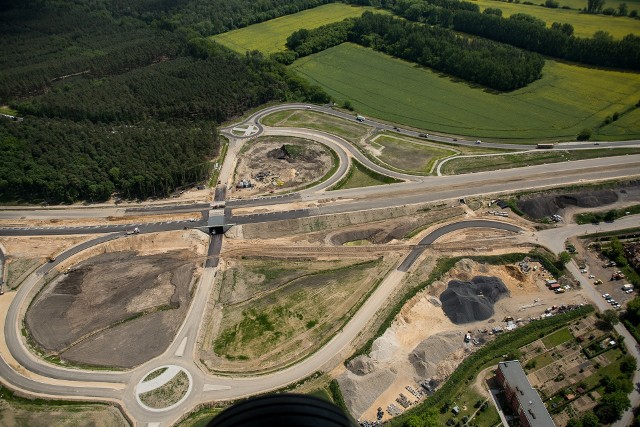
419,133 -> 428,138
475,140 -> 481,144
602,293 -> 610,299
588,274 -> 595,279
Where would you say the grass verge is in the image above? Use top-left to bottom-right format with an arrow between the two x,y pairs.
441,148 -> 640,175
330,158 -> 402,190
208,137 -> 229,187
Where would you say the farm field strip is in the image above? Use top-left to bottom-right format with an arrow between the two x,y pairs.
290,43 -> 640,141
211,3 -> 378,54
474,0 -> 640,39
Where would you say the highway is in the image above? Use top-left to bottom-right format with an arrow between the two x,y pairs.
1,102 -> 639,426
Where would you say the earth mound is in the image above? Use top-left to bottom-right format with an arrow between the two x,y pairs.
440,276 -> 509,324
516,189 -> 618,219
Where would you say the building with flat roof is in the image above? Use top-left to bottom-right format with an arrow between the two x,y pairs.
496,360 -> 555,427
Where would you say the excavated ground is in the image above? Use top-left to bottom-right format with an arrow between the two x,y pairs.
339,257 -> 589,422
515,181 -> 640,219
231,136 -> 332,198
26,248 -> 201,368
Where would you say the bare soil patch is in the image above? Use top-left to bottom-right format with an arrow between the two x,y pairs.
231,136 -> 332,198
26,233 -> 204,368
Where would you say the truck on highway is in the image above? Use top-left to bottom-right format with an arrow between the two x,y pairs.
536,143 -> 555,149
126,227 -> 140,235
356,115 -> 365,122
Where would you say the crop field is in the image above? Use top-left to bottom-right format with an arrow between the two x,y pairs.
370,134 -> 457,174
474,0 -> 640,39
211,3 -> 377,54
263,109 -> 369,143
211,257 -> 392,372
290,43 -> 640,141
440,147 -> 640,174
551,0 -> 640,12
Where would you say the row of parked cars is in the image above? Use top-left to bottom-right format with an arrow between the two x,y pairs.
602,293 -> 622,310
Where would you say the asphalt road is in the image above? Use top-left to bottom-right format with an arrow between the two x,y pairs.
397,220 -> 523,272
1,103 -> 640,426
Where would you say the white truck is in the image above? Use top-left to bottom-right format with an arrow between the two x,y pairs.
126,227 -> 140,235
356,114 -> 365,122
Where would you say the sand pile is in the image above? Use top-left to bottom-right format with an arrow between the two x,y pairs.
409,331 -> 464,378
340,331 -> 463,418
440,276 -> 509,324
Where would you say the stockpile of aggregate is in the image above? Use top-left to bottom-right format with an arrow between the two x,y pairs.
440,276 -> 509,324
516,189 -> 618,219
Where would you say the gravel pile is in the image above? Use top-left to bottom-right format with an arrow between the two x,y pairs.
440,276 -> 509,324
516,189 -> 618,219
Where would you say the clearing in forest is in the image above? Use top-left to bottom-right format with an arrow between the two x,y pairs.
211,3 -> 376,54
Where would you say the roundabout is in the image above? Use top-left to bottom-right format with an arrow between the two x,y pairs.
135,366 -> 194,413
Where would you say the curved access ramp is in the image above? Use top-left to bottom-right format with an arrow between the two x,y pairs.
398,220 -> 523,272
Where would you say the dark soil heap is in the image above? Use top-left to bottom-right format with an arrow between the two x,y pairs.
267,144 -> 316,163
516,189 -> 618,219
440,276 -> 509,324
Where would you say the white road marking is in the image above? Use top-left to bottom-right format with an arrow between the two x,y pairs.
203,384 -> 231,392
174,337 -> 188,357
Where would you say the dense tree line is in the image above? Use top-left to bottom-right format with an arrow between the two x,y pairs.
0,1 -> 330,204
348,0 -> 640,70
0,118 -> 216,202
286,12 -> 544,91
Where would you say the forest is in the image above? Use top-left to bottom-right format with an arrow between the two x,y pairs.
286,12 -> 544,91
349,0 -> 640,70
0,0 -> 329,203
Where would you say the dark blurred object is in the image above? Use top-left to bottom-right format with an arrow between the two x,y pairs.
208,394 -> 355,427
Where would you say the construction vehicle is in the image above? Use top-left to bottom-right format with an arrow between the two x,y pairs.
611,271 -> 625,281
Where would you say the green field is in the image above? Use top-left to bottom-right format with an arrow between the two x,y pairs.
290,43 -> 640,141
440,147 -> 640,174
262,109 -> 369,143
542,327 -> 574,348
371,134 -> 457,174
598,107 -> 640,139
475,0 -> 640,39
211,3 -> 377,54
